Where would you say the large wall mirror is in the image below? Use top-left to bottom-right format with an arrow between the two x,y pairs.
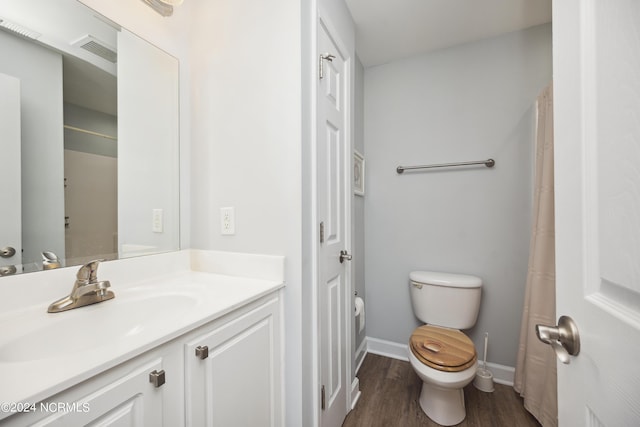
0,0 -> 180,277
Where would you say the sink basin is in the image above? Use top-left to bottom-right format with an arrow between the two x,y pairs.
0,292 -> 198,362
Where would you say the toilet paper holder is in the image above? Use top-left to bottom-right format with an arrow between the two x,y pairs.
354,296 -> 365,333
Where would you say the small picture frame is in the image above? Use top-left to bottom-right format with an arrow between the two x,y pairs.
354,150 -> 365,196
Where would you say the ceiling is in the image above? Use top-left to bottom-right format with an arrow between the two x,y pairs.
345,0 -> 552,68
1,0 -> 118,115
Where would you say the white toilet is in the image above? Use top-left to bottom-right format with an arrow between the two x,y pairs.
407,271 -> 482,426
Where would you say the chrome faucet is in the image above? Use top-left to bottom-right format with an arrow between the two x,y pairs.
42,251 -> 61,270
47,260 -> 115,313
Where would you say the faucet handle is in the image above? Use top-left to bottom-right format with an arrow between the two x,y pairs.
77,259 -> 104,283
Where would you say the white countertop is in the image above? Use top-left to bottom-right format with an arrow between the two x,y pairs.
0,250 -> 284,414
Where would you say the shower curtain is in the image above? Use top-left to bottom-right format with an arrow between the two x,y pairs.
514,83 -> 557,427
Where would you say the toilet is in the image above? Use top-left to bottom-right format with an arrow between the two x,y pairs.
408,271 -> 482,426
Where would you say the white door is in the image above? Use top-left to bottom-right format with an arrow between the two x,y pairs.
554,0 -> 640,424
0,73 -> 22,274
317,16 -> 351,427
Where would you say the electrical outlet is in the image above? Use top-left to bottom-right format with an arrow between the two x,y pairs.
152,209 -> 163,233
220,207 -> 235,235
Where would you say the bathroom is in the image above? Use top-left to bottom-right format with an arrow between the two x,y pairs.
0,0 -> 638,426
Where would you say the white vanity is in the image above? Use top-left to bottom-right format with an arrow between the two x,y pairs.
0,250 -> 284,426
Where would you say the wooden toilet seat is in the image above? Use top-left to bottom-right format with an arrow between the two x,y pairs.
410,325 -> 477,372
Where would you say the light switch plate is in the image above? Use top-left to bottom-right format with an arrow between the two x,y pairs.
220,207 -> 235,235
152,209 -> 163,233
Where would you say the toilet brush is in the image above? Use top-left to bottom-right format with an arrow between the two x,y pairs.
474,332 -> 494,392
482,332 -> 488,372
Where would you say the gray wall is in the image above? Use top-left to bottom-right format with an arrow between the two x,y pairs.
363,24 -> 552,367
0,30 -> 65,271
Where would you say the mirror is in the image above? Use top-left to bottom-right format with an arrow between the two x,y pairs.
0,0 -> 180,276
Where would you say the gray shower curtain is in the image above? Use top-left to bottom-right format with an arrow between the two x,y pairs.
514,83 -> 557,427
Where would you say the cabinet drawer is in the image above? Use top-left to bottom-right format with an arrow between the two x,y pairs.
2,359 -> 166,427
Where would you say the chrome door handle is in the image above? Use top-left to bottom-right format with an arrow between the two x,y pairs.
339,250 -> 352,264
536,315 -> 580,364
0,265 -> 17,276
319,53 -> 336,79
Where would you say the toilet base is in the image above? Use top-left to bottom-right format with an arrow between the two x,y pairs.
418,381 -> 466,426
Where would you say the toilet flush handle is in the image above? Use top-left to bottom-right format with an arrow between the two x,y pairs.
536,315 -> 580,364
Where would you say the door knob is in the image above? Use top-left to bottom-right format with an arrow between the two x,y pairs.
0,265 -> 17,276
339,250 -> 352,264
0,247 -> 16,258
536,315 -> 580,364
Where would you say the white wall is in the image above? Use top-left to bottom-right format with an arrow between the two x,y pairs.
0,30 -> 65,271
187,0 -> 302,424
363,24 -> 552,367
118,29 -> 180,257
78,0 -> 192,252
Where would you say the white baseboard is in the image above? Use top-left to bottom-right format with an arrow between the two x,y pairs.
364,336 -> 515,386
350,377 -> 361,410
355,338 -> 368,374
484,362 -> 515,386
366,337 -> 409,361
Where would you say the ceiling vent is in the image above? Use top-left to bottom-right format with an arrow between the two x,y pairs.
0,18 -> 41,40
72,35 -> 117,63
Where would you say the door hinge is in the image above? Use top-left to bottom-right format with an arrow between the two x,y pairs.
319,53 -> 335,80
320,221 -> 324,244
321,385 -> 326,410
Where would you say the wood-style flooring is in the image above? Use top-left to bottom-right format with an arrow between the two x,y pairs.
343,354 -> 541,427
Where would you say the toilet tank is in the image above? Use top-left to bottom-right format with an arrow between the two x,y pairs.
409,271 -> 482,329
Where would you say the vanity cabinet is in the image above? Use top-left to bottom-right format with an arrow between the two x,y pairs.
1,357 -> 170,426
1,292 -> 282,427
185,295 -> 281,426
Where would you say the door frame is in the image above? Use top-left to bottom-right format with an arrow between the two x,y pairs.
308,8 -> 354,427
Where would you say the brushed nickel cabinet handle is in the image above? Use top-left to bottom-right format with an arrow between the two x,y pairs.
195,345 -> 209,360
149,369 -> 166,387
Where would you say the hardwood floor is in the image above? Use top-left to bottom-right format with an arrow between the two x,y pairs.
343,354 -> 541,427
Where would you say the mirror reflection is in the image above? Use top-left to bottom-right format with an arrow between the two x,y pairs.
0,0 -> 180,277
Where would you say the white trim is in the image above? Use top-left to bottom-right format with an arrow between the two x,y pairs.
364,337 -> 516,386
366,337 -> 409,361
484,362 -> 515,387
350,377 -> 361,410
354,338 -> 367,374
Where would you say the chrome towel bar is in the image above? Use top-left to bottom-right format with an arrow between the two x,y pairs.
396,158 -> 495,174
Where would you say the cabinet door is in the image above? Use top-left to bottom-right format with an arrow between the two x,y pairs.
185,297 -> 281,427
29,359 -> 165,427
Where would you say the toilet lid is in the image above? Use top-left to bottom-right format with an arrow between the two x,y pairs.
410,325 -> 477,372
